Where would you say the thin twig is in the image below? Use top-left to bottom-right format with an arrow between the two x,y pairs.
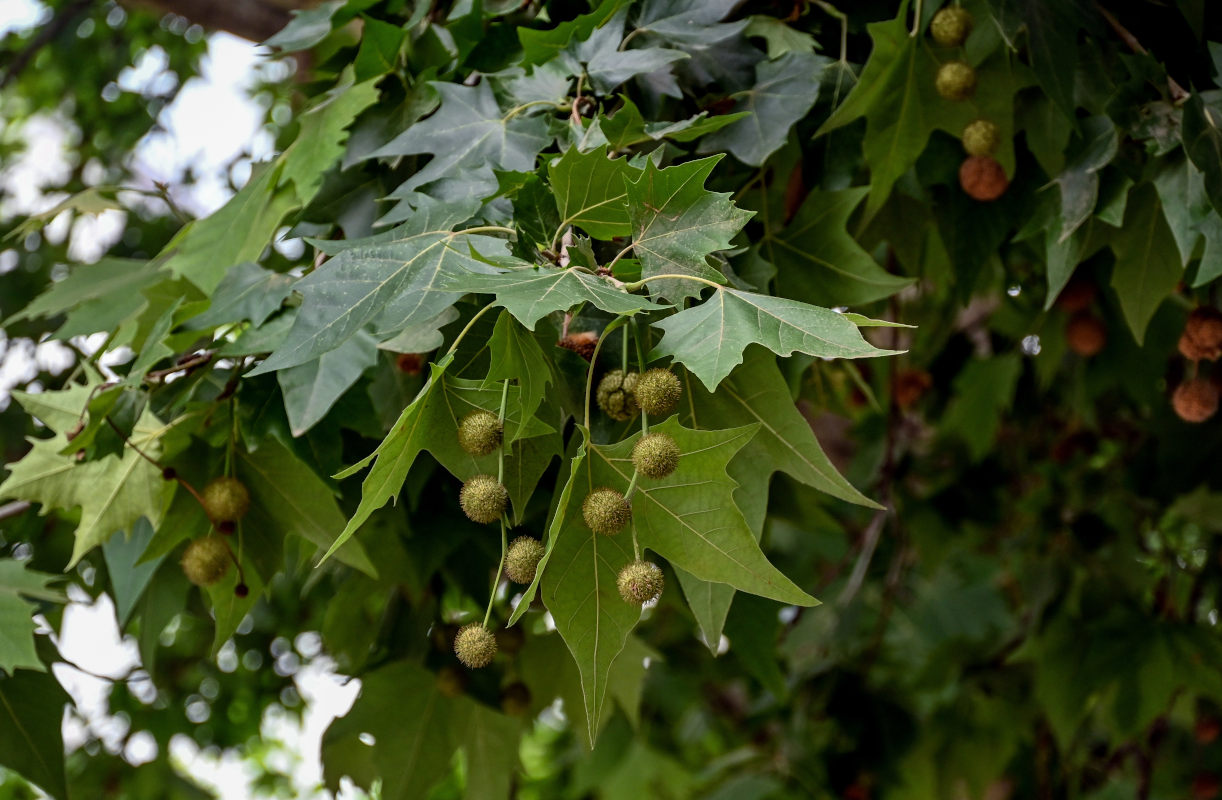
0,501 -> 31,522
1095,2 -> 1189,102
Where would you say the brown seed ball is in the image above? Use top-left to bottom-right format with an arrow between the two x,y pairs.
635,369 -> 682,417
582,488 -> 632,535
596,369 -> 639,421
181,536 -> 231,587
1066,312 -> 1107,357
632,432 -> 680,479
454,623 -> 497,668
1181,307 -> 1222,361
557,331 -> 599,361
457,410 -> 503,456
499,682 -> 532,716
1056,275 -> 1095,312
962,119 -> 1001,157
504,536 -> 545,584
936,61 -> 976,101
893,369 -> 933,409
930,6 -> 973,47
395,353 -> 424,375
959,155 -> 1009,201
201,476 -> 251,526
459,475 -> 509,524
435,665 -> 467,697
1173,378 -> 1220,423
617,560 -> 664,606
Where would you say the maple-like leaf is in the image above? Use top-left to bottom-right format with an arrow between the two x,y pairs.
626,156 -> 753,303
548,144 -> 642,243
0,560 -> 65,674
248,201 -> 512,375
650,287 -> 899,390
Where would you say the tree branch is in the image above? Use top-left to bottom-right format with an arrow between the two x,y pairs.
118,0 -> 311,43
0,0 -> 93,90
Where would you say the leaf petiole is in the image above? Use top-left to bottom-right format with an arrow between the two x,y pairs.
621,274 -> 725,292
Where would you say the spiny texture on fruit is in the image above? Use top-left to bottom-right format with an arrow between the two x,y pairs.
454,623 -> 497,668
457,410 -> 503,456
582,488 -> 632,535
459,475 -> 509,524
558,331 -> 599,361
1173,378 -> 1219,423
617,560 -> 664,606
202,476 -> 250,525
1180,307 -> 1222,361
504,536 -> 545,584
181,536 -> 230,587
635,368 -> 682,417
632,432 -> 680,479
1066,312 -> 1106,357
500,682 -> 532,716
959,155 -> 1009,201
935,61 -> 976,101
930,6 -> 973,47
962,119 -> 1000,156
596,369 -> 639,421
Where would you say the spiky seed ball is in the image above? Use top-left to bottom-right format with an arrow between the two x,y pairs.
635,369 -> 682,417
596,369 -> 639,421
504,536 -> 545,584
930,6 -> 973,47
962,119 -> 1001,156
1181,307 -> 1222,361
457,410 -> 503,456
1066,311 -> 1107,357
500,682 -> 532,716
632,433 -> 680,479
617,560 -> 664,606
181,536 -> 230,587
959,155 -> 1009,201
435,665 -> 467,697
582,488 -> 632,535
1056,275 -> 1095,312
936,61 -> 976,101
201,476 -> 250,526
558,331 -> 599,361
1173,378 -> 1220,423
454,623 -> 497,669
459,475 -> 509,524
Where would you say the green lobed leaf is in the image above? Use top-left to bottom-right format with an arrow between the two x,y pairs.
483,311 -> 552,433
650,287 -> 899,391
548,143 -> 642,243
1109,184 -> 1182,343
1182,93 -> 1222,218
278,330 -> 379,436
0,559 -> 65,674
184,262 -> 293,330
441,265 -> 665,330
626,156 -> 753,303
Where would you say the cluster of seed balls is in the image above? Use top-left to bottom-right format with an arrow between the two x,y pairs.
1173,306 -> 1222,423
180,476 -> 251,595
930,6 -> 1010,202
451,368 -> 685,669
594,367 -> 683,606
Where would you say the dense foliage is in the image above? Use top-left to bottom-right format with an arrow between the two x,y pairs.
4,0 -> 1222,797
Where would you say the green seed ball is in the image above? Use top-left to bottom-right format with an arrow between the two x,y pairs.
457,410 -> 503,456
459,475 -> 509,524
596,369 -> 639,422
935,61 -> 976,101
635,368 -> 682,417
181,536 -> 231,587
617,560 -> 664,606
504,536 -> 545,584
930,6 -> 973,47
582,488 -> 632,536
632,432 -> 680,479
201,476 -> 251,525
962,119 -> 1001,157
454,623 -> 497,669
